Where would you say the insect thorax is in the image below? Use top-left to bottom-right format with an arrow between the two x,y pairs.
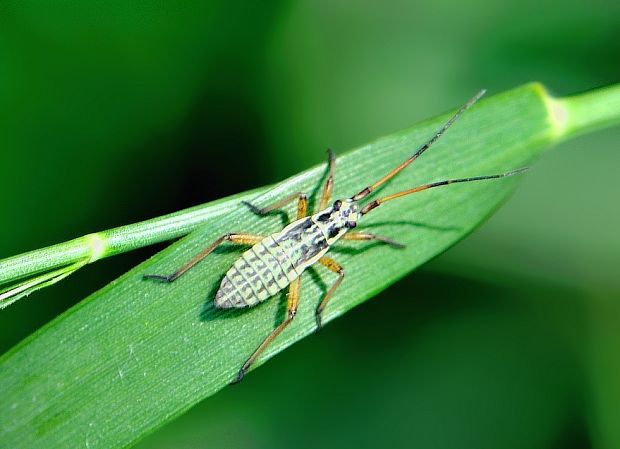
270,199 -> 358,271
313,199 -> 359,244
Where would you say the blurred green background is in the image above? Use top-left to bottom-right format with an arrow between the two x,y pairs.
1,1 -> 619,448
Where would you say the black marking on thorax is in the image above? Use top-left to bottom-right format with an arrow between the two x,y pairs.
284,217 -> 315,242
277,217 -> 330,267
327,225 -> 339,239
298,232 -> 329,264
317,212 -> 331,222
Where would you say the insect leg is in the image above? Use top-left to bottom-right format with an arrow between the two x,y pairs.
233,276 -> 301,383
318,149 -> 336,210
296,191 -> 308,219
315,256 -> 345,330
243,192 -> 308,217
143,233 -> 263,283
342,232 -> 406,249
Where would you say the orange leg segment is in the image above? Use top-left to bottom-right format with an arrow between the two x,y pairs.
319,149 -> 337,210
342,232 -> 406,249
315,256 -> 345,330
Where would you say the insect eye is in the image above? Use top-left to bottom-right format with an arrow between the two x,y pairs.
346,221 -> 357,229
332,200 -> 342,211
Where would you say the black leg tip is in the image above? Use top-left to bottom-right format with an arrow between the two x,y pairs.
315,312 -> 323,333
230,369 -> 246,385
143,274 -> 172,283
242,200 -> 266,216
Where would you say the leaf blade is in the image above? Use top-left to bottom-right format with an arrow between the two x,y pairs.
0,83 -> 588,448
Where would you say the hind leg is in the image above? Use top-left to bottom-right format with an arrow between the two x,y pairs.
233,275 -> 301,383
143,233 -> 264,283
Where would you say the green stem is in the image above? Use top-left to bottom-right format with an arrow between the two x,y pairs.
553,83 -> 620,140
0,189 -> 260,307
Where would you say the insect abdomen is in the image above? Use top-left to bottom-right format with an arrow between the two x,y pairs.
215,236 -> 299,309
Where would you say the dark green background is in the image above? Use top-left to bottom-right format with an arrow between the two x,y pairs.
1,1 -> 619,448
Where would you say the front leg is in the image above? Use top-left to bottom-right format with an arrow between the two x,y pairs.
318,149 -> 337,210
242,192 -> 308,219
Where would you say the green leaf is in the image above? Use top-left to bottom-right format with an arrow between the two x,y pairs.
1,83 -> 619,449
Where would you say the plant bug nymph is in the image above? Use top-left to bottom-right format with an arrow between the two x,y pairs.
145,90 -> 527,383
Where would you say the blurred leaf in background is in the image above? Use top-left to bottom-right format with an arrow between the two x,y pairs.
1,0 -> 618,448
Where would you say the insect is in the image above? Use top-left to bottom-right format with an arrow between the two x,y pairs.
144,90 -> 527,383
